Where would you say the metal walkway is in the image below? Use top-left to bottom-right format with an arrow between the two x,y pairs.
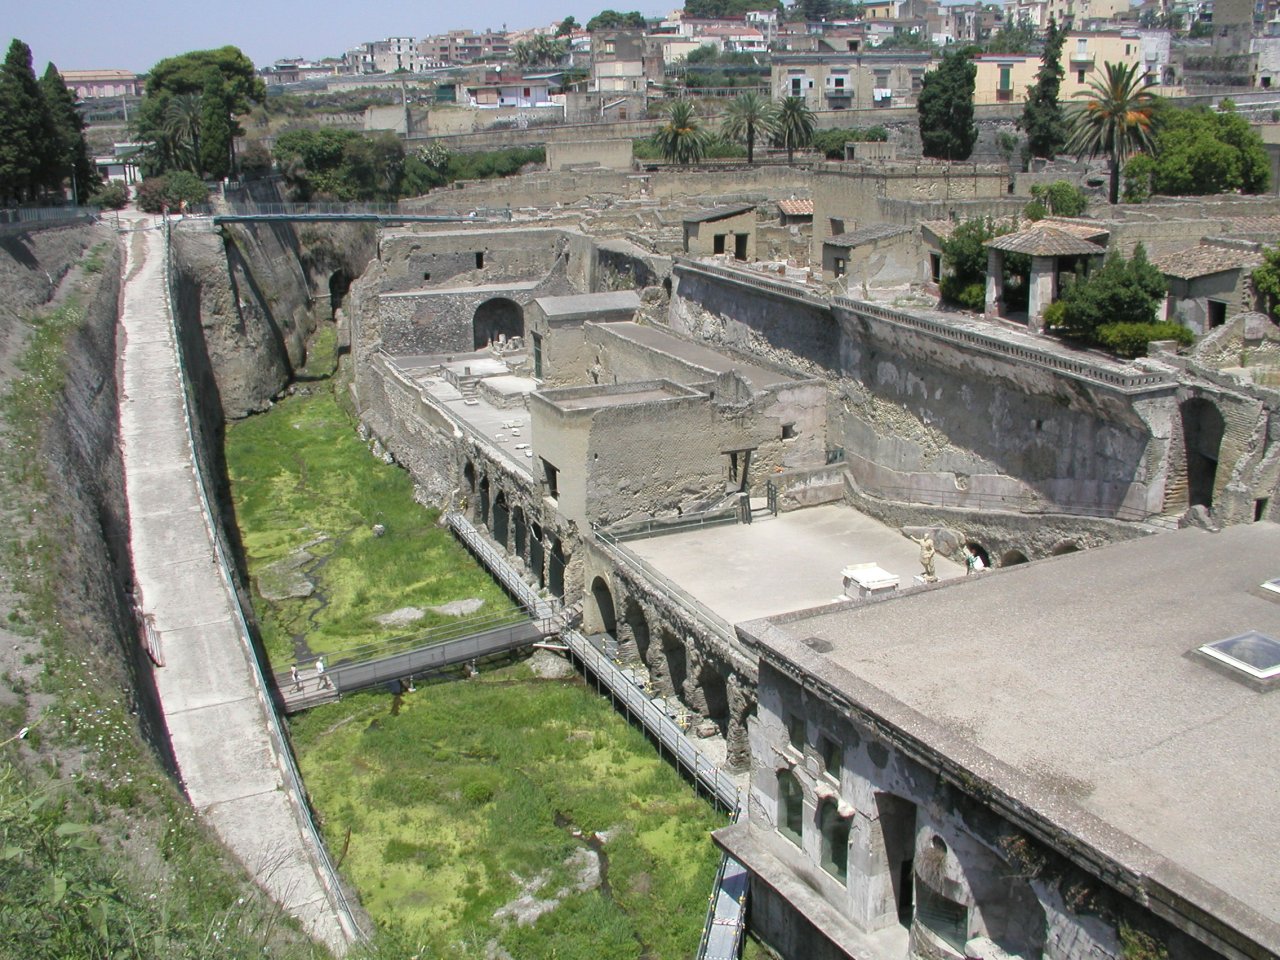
697,824 -> 750,960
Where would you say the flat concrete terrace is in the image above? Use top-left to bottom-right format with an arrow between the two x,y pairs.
380,279 -> 541,298
624,503 -> 964,625
116,213 -> 352,950
746,523 -> 1280,953
390,352 -> 535,475
603,321 -> 796,390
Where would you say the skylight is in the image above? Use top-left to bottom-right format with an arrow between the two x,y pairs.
1198,631 -> 1280,682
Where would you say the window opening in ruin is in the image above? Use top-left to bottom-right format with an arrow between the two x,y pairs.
713,234 -> 727,255
549,539 -> 566,598
875,793 -> 917,928
819,734 -> 841,780
532,332 -> 543,379
423,271 -> 431,281
475,251 -> 485,269
1256,498 -> 1270,522
734,233 -> 748,261
542,459 -> 559,499
929,253 -> 941,283
829,217 -> 845,235
917,886 -> 968,951
1207,299 -> 1227,328
1000,549 -> 1028,567
819,801 -> 850,882
964,542 -> 991,570
782,423 -> 797,441
492,490 -> 510,546
834,257 -> 846,277
778,770 -> 804,846
786,713 -> 805,752
473,297 -> 523,350
591,578 -> 618,638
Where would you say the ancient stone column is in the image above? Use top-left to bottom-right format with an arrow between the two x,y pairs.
985,248 -> 1004,318
1027,254 -> 1056,335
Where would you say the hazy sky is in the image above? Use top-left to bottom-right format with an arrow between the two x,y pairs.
7,0 -> 674,74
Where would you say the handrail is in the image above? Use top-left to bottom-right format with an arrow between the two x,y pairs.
603,504 -> 739,542
593,527 -> 736,645
161,220 -> 367,944
563,630 -> 742,813
445,511 -> 558,620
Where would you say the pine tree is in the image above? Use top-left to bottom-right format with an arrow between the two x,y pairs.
41,63 -> 97,203
917,49 -> 977,161
1020,18 -> 1066,159
0,39 -> 52,203
198,75 -> 232,179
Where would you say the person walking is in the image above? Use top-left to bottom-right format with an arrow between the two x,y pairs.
290,665 -> 302,692
315,657 -> 331,690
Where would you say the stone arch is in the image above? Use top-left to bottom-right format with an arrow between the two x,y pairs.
965,541 -> 991,570
548,537 -> 566,598
590,577 -> 618,639
621,598 -> 651,664
1049,540 -> 1079,556
473,297 -> 523,349
328,270 -> 353,315
819,799 -> 851,882
999,549 -> 1028,567
512,506 -> 527,561
700,666 -> 730,737
1180,397 -> 1226,510
660,628 -> 687,702
492,490 -> 510,548
529,523 -> 546,589
463,460 -> 477,495
477,475 -> 491,527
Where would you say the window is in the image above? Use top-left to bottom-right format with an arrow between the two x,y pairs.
532,332 -> 543,379
833,257 -> 846,277
1077,69 -> 1085,83
791,76 -> 803,96
917,886 -> 968,951
829,217 -> 845,235
605,41 -> 615,54
542,459 -> 559,499
778,770 -> 804,845
1076,38 -> 1087,53
782,423 -> 797,440
713,234 -> 726,255
475,251 -> 485,269
819,734 -> 841,780
523,87 -> 530,97
1207,299 -> 1227,328
787,712 -> 805,752
819,801 -> 850,881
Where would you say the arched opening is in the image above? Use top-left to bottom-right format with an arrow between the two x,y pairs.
463,460 -> 477,495
964,541 -> 991,570
328,270 -> 353,315
1000,549 -> 1028,567
777,770 -> 804,846
874,792 -> 919,929
548,538 -> 566,598
701,667 -> 730,737
529,523 -> 545,589
662,629 -> 688,704
473,297 -> 523,349
819,800 -> 850,883
477,475 -> 490,527
1049,540 -> 1079,556
512,506 -> 526,561
492,490 -> 510,548
1181,398 -> 1225,509
590,577 -> 618,639
623,599 -> 651,663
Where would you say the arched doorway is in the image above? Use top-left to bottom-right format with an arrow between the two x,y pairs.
965,541 -> 991,570
473,297 -> 523,349
548,538 -> 566,598
477,475 -> 490,527
1049,540 -> 1079,556
328,270 -> 353,316
590,577 -> 618,639
492,490 -> 510,548
700,667 -> 729,737
1181,398 -> 1225,509
662,629 -> 687,703
529,523 -> 545,589
512,506 -> 527,561
463,461 -> 476,496
1000,549 -> 1028,567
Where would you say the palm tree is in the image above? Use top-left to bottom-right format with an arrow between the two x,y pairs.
163,93 -> 203,173
1066,61 -> 1155,205
721,92 -> 780,164
773,96 -> 816,164
653,100 -> 711,165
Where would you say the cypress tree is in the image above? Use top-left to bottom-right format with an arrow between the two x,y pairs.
917,49 -> 978,161
1020,18 -> 1067,160
41,63 -> 98,203
0,39 -> 51,203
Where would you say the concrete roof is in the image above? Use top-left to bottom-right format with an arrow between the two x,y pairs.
599,321 -> 796,390
825,223 -> 913,248
743,523 -> 1280,953
534,290 -> 640,319
1151,241 -> 1263,280
683,203 -> 757,224
986,223 -> 1106,257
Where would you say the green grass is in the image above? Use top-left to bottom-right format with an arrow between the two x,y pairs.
292,670 -> 728,959
225,386 -> 514,667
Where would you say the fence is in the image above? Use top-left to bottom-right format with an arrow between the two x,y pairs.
0,205 -> 98,237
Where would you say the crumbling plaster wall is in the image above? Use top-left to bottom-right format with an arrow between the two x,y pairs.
376,227 -> 569,292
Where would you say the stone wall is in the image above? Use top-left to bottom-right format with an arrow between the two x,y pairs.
546,139 -> 633,171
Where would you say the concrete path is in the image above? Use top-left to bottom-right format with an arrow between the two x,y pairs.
116,212 -> 353,953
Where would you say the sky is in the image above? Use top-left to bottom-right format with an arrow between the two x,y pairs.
6,0 -> 674,74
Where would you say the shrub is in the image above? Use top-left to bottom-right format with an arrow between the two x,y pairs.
1051,245 -> 1166,341
135,172 -> 210,212
1123,154 -> 1155,203
1095,321 -> 1193,357
238,140 -> 273,178
1029,180 -> 1088,217
811,126 -> 889,159
88,181 -> 128,210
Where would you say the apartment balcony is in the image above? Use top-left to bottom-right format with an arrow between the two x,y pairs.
1069,52 -> 1096,68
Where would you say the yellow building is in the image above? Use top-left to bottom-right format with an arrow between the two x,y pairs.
972,30 -> 1147,105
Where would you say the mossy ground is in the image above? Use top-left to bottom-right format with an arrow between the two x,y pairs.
291,667 -> 728,960
224,349 -> 514,667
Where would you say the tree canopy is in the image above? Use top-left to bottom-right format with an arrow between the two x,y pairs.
1044,245 -> 1176,356
985,18 -> 1038,54
721,92 -> 779,163
1122,103 -> 1269,200
684,0 -> 781,14
585,9 -> 648,30
939,217 -> 1013,309
653,100 -> 713,164
918,49 -> 978,161
773,96 -> 816,163
1019,17 -> 1066,159
41,63 -> 96,203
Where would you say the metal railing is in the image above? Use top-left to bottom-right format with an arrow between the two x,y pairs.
602,506 -> 739,543
593,527 -> 736,645
564,630 -> 742,813
445,511 -> 558,619
696,845 -> 750,960
160,220 -> 368,945
193,201 -> 485,222
857,478 -> 1156,524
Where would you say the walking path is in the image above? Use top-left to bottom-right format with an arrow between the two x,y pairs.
116,211 -> 358,953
